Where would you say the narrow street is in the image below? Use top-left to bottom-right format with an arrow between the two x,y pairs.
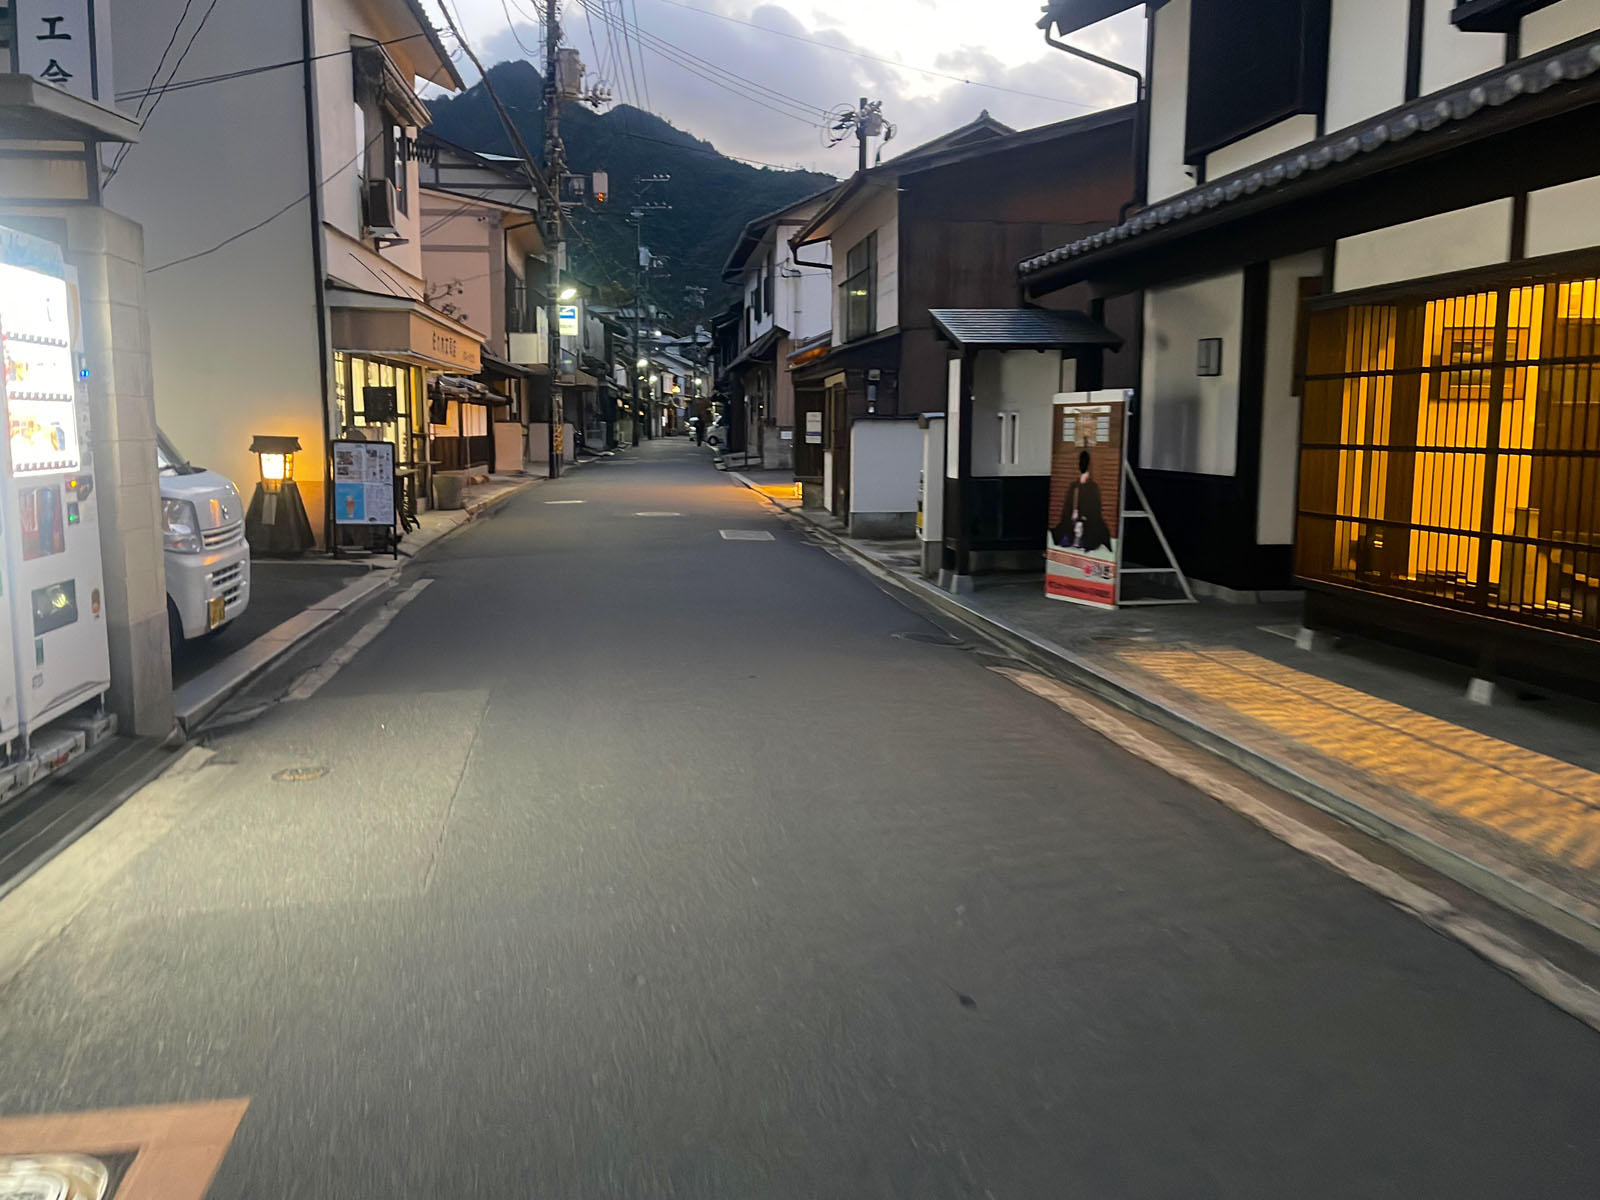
1,438 -> 1597,1198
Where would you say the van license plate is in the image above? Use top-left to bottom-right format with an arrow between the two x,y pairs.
207,596 -> 226,630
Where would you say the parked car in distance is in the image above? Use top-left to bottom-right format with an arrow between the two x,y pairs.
159,429 -> 250,648
705,417 -> 730,450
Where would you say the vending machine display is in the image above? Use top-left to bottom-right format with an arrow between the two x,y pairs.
0,237 -> 110,737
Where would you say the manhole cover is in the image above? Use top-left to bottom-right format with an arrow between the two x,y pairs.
273,766 -> 328,783
893,631 -> 966,647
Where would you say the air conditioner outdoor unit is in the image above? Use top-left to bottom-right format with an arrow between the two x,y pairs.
364,178 -> 400,237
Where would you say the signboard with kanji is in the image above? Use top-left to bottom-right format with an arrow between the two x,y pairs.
14,1 -> 111,103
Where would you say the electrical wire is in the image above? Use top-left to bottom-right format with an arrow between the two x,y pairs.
130,0 -> 199,117
627,0 -> 653,111
112,32 -> 433,104
611,0 -> 646,112
583,0 -> 823,120
577,0 -> 824,126
148,131 -> 386,274
107,0 -> 224,183
649,0 -> 1105,111
499,0 -> 541,55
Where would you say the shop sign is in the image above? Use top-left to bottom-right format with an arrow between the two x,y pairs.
1045,391 -> 1127,611
804,411 -> 822,445
332,440 -> 396,527
408,312 -> 480,373
14,1 -> 103,102
558,305 -> 579,336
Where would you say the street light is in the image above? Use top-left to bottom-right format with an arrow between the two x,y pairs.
636,357 -> 648,369
559,286 -> 578,300
244,434 -> 314,556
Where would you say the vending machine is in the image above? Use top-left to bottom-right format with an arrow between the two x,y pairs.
0,229 -> 110,741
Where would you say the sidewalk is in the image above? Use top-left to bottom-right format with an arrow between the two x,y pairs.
735,471 -> 1600,954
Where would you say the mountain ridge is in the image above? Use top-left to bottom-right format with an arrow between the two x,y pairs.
426,61 -> 838,327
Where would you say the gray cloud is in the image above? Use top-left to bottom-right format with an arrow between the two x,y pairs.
459,2 -> 1145,173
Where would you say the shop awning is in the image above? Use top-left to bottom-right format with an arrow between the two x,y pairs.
433,375 -> 508,404
792,330 -> 900,383
479,349 -> 535,379
930,308 -> 1123,351
329,286 -> 483,374
726,325 -> 787,373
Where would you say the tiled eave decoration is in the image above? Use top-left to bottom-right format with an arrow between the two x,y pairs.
1020,36 -> 1600,281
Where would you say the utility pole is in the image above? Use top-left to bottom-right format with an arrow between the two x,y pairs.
632,214 -> 643,446
543,0 -> 564,479
858,95 -> 869,173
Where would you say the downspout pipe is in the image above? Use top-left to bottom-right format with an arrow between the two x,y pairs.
301,0 -> 335,545
1042,27 -> 1147,218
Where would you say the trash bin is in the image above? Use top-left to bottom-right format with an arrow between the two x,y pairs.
430,471 -> 465,511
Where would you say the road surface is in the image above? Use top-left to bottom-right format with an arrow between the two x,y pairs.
0,438 -> 1596,1198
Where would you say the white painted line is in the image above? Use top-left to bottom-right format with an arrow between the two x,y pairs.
635,512 -> 681,517
720,530 -> 775,541
995,666 -> 1600,1035
545,500 -> 586,505
283,579 -> 434,702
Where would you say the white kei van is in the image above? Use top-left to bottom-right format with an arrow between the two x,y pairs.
158,430 -> 250,645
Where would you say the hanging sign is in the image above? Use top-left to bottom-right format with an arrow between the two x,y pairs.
331,440 -> 396,527
1046,391 -> 1127,610
14,1 -> 102,102
558,305 -> 579,336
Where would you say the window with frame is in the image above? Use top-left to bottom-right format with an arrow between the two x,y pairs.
1296,275 -> 1600,638
841,232 -> 877,343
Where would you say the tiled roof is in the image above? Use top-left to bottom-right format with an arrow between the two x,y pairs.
1020,36 -> 1600,280
929,308 -> 1122,349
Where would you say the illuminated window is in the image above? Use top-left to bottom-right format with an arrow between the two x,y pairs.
1297,276 -> 1600,636
1299,275 -> 1600,640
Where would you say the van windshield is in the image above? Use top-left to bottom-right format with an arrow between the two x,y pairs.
157,431 -> 200,475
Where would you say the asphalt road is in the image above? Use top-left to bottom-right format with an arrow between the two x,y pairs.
1,437 -> 1598,1198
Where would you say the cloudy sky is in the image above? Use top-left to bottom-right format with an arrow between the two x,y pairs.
443,0 -> 1145,174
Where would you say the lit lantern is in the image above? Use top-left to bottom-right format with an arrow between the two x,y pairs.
245,434 -> 313,555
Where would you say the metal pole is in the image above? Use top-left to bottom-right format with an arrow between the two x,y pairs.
632,215 -> 643,446
544,0 -> 563,479
857,95 -> 868,174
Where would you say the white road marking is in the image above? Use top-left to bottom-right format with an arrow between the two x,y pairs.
635,512 -> 681,517
284,579 -> 434,702
545,500 -> 586,505
719,530 -> 775,541
994,666 -> 1600,1034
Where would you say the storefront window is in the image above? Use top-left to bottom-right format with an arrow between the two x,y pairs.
1297,275 -> 1600,637
335,353 -> 414,468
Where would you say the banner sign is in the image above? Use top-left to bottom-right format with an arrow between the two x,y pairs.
331,440 -> 396,527
1045,391 -> 1127,610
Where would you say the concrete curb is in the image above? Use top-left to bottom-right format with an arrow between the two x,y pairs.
172,572 -> 396,732
732,473 -> 1600,959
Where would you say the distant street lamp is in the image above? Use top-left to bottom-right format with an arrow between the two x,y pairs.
559,286 -> 578,300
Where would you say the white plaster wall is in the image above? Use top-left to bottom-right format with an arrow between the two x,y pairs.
1146,0 -> 1193,203
829,184 -> 900,341
850,420 -> 923,515
1333,199 -> 1512,292
1521,0 -> 1600,53
1421,0 -> 1507,95
969,350 -> 1060,478
420,201 -> 497,342
1259,252 -> 1323,545
1140,272 -> 1244,477
1526,173 -> 1600,258
1326,0 -> 1409,131
781,224 -> 833,343
314,0 -> 429,281
104,0 -> 325,512
1204,115 -> 1319,181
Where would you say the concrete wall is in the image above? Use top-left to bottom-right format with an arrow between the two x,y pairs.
1522,0 -> 1600,52
1146,0 -> 1193,203
1140,272 -> 1244,477
420,195 -> 499,340
1326,0 -> 1410,131
969,349 -> 1060,478
1333,199 -> 1513,292
105,0 -> 327,535
849,419 -> 922,538
1258,252 -> 1323,546
1420,0 -> 1507,95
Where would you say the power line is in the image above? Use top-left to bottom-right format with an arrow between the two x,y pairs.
107,0 -> 224,183
648,0 -> 1105,111
130,0 -> 199,117
584,0 -> 824,121
498,0 -> 541,55
578,0 -> 823,127
112,32 -> 433,104
148,130 -> 385,274
612,0 -> 646,113
627,0 -> 653,111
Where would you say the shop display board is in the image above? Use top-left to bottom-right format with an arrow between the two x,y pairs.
1045,391 -> 1127,610
331,440 -> 396,527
